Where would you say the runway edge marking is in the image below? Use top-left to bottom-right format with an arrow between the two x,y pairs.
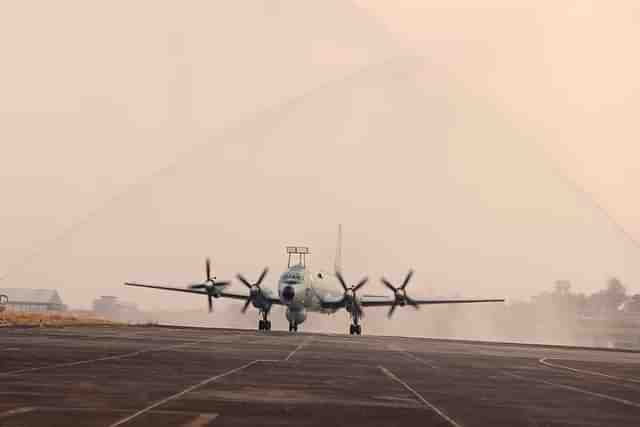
504,371 -> 640,409
0,339 -> 207,377
108,361 -> 258,427
378,366 -> 463,427
539,357 -> 640,384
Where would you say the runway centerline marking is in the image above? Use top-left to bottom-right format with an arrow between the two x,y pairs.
378,366 -> 463,427
0,339 -> 208,377
504,371 -> 640,409
108,361 -> 258,427
540,357 -> 640,384
284,337 -> 313,361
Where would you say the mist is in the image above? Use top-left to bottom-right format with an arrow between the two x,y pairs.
1,2 -> 639,344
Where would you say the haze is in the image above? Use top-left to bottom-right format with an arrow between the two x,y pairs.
1,0 -> 638,332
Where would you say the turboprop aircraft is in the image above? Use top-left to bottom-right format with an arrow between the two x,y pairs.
125,246 -> 505,335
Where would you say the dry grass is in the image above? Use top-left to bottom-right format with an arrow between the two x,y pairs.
0,310 -> 121,327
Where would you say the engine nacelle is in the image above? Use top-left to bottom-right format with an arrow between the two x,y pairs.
251,288 -> 274,312
285,308 -> 307,325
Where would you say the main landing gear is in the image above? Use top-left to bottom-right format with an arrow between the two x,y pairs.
258,310 -> 271,331
288,322 -> 298,332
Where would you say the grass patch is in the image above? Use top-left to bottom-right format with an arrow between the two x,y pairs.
0,310 -> 122,327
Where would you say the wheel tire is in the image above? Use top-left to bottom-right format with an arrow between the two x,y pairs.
349,325 -> 354,335
258,320 -> 264,331
266,321 -> 271,331
356,325 -> 362,335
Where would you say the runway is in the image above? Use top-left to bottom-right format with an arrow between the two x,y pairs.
1,326 -> 639,426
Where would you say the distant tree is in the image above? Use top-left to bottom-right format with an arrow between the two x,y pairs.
532,280 -> 586,316
587,277 -> 627,316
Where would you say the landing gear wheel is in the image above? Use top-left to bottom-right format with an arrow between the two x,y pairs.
356,325 -> 362,335
265,320 -> 271,331
258,320 -> 265,331
349,324 -> 354,335
349,324 -> 362,335
289,322 -> 298,332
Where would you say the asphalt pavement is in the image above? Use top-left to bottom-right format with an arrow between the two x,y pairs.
1,325 -> 639,426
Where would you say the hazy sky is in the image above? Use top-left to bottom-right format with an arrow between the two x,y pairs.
1,1 -> 638,310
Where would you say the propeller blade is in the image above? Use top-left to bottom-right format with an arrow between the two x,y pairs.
208,295 -> 213,312
406,296 -> 419,309
215,281 -> 231,287
241,298 -> 252,313
381,278 -> 396,293
256,267 -> 269,286
400,270 -> 414,290
189,284 -> 207,290
206,258 -> 212,281
388,301 -> 398,318
236,274 -> 252,289
353,277 -> 368,292
336,271 -> 348,292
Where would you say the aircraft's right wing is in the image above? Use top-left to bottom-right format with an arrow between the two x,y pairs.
360,297 -> 505,307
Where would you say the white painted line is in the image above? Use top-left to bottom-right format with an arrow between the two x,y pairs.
284,337 -> 312,361
108,361 -> 258,427
4,406 -> 215,416
403,352 -> 438,369
0,406 -> 35,419
183,413 -> 218,427
0,340 -> 206,377
102,336 -> 310,426
540,357 -> 640,384
378,366 -> 462,427
504,371 -> 640,409
0,348 -> 20,351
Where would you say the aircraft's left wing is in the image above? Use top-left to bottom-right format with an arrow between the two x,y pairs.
360,297 -> 505,307
124,282 -> 282,304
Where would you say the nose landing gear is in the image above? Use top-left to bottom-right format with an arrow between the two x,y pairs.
288,322 -> 298,332
349,312 -> 362,335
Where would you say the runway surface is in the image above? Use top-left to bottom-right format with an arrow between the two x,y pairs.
1,326 -> 639,426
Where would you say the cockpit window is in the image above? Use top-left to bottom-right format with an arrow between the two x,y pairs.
283,272 -> 303,281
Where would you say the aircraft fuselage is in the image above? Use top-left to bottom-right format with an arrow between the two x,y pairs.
277,264 -> 341,325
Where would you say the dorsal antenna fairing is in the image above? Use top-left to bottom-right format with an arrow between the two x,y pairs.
334,224 -> 342,274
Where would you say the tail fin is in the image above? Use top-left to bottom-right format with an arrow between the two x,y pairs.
334,224 -> 342,273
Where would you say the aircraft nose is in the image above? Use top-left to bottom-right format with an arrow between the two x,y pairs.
282,286 -> 295,302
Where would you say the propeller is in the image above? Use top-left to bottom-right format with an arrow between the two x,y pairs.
381,270 -> 418,318
336,270 -> 368,317
236,267 -> 269,313
189,258 -> 229,312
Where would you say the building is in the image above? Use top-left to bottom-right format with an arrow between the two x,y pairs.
93,296 -> 143,322
0,288 -> 67,312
